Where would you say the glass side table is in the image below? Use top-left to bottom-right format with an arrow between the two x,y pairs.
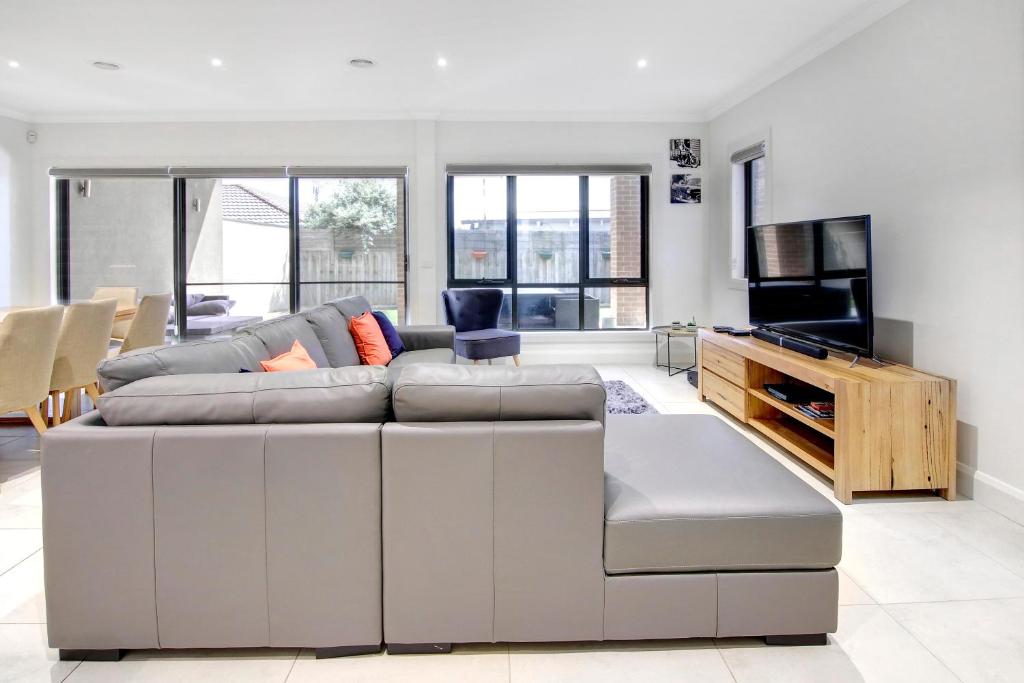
651,326 -> 698,377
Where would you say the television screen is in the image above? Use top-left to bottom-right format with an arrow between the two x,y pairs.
746,215 -> 872,356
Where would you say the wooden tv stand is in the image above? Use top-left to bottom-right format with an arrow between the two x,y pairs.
697,329 -> 956,504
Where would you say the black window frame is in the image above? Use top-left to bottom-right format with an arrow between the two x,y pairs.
55,171 -> 410,337
446,173 -> 650,331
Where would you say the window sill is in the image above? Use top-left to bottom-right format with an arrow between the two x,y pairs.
520,329 -> 653,344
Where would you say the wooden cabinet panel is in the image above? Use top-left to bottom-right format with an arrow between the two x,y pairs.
702,370 -> 746,422
701,341 -> 747,387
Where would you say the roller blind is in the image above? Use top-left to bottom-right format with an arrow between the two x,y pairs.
445,163 -> 652,176
48,167 -> 170,178
730,141 -> 766,164
50,166 -> 408,178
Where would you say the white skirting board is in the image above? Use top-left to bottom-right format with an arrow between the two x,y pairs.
957,463 -> 1024,526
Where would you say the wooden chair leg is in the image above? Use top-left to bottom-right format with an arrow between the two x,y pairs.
50,391 -> 62,427
65,389 -> 81,421
512,354 -> 521,367
85,383 -> 101,408
25,405 -> 47,434
472,360 -> 479,365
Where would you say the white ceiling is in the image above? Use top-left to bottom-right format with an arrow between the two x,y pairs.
0,0 -> 906,123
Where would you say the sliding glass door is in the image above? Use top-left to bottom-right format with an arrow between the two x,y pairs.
296,177 -> 406,322
54,168 -> 409,340
182,178 -> 291,336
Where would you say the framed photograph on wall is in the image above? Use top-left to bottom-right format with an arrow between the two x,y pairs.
670,174 -> 701,204
670,138 -> 701,168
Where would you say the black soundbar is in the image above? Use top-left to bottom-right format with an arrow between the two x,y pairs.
751,328 -> 829,360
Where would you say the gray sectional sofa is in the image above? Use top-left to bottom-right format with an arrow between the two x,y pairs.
41,308 -> 842,661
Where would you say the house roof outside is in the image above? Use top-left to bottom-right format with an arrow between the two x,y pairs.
222,184 -> 289,227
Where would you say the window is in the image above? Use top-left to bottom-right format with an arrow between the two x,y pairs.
730,140 -> 769,282
54,168 -> 408,338
184,178 -> 291,332
447,169 -> 649,331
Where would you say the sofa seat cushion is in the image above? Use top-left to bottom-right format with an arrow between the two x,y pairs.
97,366 -> 390,425
603,414 -> 842,574
454,328 -> 521,360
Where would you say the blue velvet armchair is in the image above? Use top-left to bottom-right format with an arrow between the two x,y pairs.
441,289 -> 521,365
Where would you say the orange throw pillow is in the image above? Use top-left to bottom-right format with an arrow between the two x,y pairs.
260,340 -> 318,372
349,311 -> 393,366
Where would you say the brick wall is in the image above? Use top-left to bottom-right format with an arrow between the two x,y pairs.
609,176 -> 646,327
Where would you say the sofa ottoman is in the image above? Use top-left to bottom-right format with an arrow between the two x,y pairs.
603,414 -> 842,642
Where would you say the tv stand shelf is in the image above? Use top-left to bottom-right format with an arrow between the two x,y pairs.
697,329 -> 956,504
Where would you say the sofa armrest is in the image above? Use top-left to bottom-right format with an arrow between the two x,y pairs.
395,324 -> 455,352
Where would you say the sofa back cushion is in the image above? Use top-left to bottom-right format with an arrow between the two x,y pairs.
97,366 -> 390,426
304,305 -> 360,367
234,313 -> 330,368
97,336 -> 269,392
329,295 -> 372,319
392,364 -> 606,424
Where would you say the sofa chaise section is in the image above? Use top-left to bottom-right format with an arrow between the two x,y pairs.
381,366 -> 842,650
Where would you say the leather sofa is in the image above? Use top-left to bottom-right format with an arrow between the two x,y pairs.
41,361 -> 841,662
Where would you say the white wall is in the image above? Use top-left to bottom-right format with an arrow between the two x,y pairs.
0,114 -> 33,307
705,0 -> 1024,519
14,117 -> 706,362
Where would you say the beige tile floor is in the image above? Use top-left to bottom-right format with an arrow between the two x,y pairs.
1,364 -> 1023,682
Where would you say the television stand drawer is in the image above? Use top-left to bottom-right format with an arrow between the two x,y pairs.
701,341 -> 747,386
702,370 -> 746,422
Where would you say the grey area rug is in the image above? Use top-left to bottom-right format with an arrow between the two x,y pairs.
604,380 -> 659,415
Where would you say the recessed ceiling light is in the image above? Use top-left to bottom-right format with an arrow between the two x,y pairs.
210,57 -> 223,67
637,58 -> 648,69
92,61 -> 121,71
349,58 -> 375,69
7,60 -> 19,69
436,57 -> 448,68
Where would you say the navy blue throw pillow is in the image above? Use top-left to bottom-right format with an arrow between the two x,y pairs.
372,311 -> 405,357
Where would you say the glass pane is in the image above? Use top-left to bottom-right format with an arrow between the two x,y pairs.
452,176 -> 507,280
584,287 -> 648,329
181,284 -> 287,339
300,283 -> 404,323
588,176 -> 641,279
298,177 -> 404,284
68,178 -> 173,301
516,288 -> 586,330
516,176 -> 580,284
445,287 -> 513,330
185,178 -> 290,285
750,157 -> 768,226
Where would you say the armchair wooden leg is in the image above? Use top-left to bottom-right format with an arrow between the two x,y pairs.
512,354 -> 521,367
472,360 -> 479,365
50,391 -> 62,427
85,383 -> 101,408
25,405 -> 47,434
63,389 -> 81,422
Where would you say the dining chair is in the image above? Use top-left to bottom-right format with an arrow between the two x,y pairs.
0,307 -> 65,434
48,299 -> 117,425
117,293 -> 173,354
92,286 -> 138,340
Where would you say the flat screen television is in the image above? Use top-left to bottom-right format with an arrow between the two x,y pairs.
746,215 -> 872,357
